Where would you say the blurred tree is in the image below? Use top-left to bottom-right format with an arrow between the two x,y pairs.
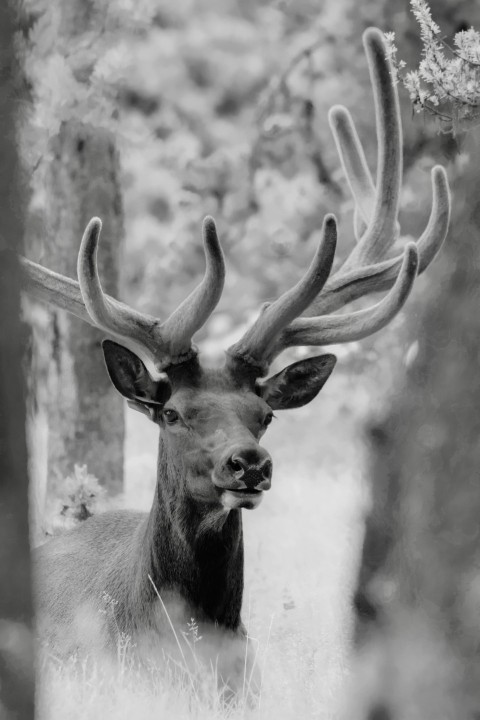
347,3 -> 480,714
42,115 -> 124,496
0,2 -> 35,719
24,0 -> 126,501
349,135 -> 480,718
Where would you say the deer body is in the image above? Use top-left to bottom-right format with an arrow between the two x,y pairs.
24,29 -> 450,688
35,368 -> 261,660
35,506 -> 244,653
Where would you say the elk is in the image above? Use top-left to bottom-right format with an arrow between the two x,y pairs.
24,29 -> 450,686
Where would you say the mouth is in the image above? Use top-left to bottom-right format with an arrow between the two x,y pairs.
219,488 -> 264,510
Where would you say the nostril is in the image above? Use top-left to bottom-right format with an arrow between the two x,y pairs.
261,460 -> 273,480
227,456 -> 245,475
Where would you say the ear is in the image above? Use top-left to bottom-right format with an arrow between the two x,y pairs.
256,354 -> 336,410
102,340 -> 171,413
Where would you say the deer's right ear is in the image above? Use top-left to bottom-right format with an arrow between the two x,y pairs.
102,340 -> 172,411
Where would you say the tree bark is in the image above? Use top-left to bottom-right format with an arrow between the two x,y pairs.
42,121 -> 125,495
29,0 -> 126,500
0,3 -> 35,719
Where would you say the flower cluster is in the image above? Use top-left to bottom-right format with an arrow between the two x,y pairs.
385,0 -> 480,133
58,464 -> 106,524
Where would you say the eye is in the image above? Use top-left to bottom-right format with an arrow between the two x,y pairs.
163,409 -> 179,425
263,412 -> 274,427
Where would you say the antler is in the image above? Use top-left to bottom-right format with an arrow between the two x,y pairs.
20,216 -> 225,374
227,27 -> 450,374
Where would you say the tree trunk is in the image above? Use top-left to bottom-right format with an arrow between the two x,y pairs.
42,121 -> 125,495
29,0 -> 126,503
0,3 -> 35,718
347,132 -> 480,718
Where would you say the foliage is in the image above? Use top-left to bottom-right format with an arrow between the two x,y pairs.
117,3 -> 338,327
55,464 -> 106,528
385,0 -> 480,133
18,0 -> 157,167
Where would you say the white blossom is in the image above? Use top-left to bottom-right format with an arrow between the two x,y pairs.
387,0 -> 480,132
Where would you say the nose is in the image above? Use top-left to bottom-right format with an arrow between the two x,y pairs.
225,446 -> 272,489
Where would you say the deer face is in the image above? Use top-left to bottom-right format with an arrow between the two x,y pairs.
102,340 -> 336,511
158,382 -> 273,510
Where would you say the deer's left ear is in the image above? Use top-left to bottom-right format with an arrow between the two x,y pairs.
256,354 -> 337,410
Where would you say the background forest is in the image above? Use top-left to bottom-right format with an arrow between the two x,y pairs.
2,0 -> 480,718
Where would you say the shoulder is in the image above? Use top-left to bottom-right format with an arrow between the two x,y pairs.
34,509 -> 148,558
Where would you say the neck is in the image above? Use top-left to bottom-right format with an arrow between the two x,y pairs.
141,435 -> 244,630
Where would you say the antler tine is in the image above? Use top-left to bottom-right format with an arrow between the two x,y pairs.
328,104 -> 404,244
77,218 -> 156,336
328,105 -> 376,240
227,215 -> 337,372
77,218 -> 166,369
269,243 -> 418,361
161,216 -> 225,356
342,27 -> 402,270
416,165 -> 450,273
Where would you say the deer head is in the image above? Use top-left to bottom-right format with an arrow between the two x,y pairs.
21,29 -> 450,517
